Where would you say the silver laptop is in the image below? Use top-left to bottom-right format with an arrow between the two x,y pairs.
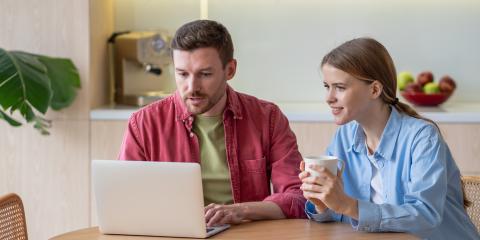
91,160 -> 230,238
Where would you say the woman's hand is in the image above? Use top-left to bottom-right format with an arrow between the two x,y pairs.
300,163 -> 359,219
299,161 -> 328,212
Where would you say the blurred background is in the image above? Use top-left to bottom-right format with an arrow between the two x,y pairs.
114,0 -> 480,103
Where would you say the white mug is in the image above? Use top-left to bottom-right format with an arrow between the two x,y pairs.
303,155 -> 345,177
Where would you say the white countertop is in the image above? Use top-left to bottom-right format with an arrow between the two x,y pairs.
91,101 -> 480,123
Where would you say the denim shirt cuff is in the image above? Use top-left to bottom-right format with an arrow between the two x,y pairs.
305,201 -> 335,222
351,199 -> 381,231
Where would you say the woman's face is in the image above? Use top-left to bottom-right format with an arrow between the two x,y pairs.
322,64 -> 377,125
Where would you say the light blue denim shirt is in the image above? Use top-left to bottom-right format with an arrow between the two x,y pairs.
306,107 -> 479,240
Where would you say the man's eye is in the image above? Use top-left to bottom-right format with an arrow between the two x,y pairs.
201,72 -> 212,77
336,86 -> 345,91
177,72 -> 188,77
323,84 -> 330,89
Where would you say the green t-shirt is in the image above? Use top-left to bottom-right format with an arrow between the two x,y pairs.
193,115 -> 233,206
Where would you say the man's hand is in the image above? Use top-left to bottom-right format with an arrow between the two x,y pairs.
204,201 -> 285,227
204,203 -> 246,227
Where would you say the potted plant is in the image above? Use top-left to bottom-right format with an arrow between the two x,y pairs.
0,48 -> 81,135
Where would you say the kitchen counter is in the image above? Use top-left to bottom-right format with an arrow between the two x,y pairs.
91,101 -> 480,123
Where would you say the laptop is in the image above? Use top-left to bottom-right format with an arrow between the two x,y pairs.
91,160 -> 230,238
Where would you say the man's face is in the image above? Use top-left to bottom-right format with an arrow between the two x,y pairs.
173,47 -> 236,116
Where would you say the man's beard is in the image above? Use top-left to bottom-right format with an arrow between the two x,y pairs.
183,90 -> 225,115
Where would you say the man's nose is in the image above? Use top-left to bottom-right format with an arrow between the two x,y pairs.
187,76 -> 201,93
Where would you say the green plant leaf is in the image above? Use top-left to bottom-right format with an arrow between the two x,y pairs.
0,48 -> 80,135
38,56 -> 81,110
0,49 -> 52,114
0,49 -> 53,134
0,109 -> 22,126
19,102 -> 35,122
33,116 -> 51,135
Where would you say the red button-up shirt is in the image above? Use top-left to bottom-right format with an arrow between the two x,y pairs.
118,85 -> 306,218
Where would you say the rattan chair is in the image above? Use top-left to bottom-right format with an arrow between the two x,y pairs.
462,176 -> 480,232
0,193 -> 28,240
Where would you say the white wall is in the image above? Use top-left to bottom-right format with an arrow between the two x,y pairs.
114,0 -> 200,33
115,0 -> 480,103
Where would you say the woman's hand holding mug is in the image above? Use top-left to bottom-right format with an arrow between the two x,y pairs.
299,156 -> 358,219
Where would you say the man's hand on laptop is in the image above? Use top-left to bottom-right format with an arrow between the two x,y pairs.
204,202 -> 286,227
204,203 -> 246,227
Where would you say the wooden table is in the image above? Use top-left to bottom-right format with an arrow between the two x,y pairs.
50,219 -> 417,240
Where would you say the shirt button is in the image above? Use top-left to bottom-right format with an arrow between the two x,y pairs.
188,116 -> 193,121
189,132 -> 194,138
378,161 -> 384,168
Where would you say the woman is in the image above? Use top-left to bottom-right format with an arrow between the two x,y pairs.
299,37 -> 479,239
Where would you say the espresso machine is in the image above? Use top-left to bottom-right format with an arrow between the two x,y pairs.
109,31 -> 175,106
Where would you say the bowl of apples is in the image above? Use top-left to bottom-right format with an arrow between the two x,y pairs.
397,71 -> 456,106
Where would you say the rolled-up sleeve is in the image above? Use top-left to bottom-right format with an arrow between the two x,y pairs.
263,106 -> 306,218
264,192 -> 306,218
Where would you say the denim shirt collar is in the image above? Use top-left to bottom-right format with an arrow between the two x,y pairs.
174,84 -> 243,122
350,107 -> 402,161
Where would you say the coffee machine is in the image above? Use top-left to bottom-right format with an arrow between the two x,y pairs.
109,31 -> 175,106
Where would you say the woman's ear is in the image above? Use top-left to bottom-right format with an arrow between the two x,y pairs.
371,80 -> 383,99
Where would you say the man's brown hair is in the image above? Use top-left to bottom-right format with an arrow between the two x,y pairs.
171,20 -> 234,67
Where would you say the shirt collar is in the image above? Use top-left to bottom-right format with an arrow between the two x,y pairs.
174,84 -> 243,121
350,107 -> 403,161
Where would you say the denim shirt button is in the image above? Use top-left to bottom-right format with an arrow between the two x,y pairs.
378,161 -> 384,168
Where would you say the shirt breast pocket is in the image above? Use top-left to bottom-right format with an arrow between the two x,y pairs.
239,157 -> 269,201
240,157 -> 266,174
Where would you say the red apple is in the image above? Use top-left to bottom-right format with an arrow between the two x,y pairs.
439,75 -> 456,93
417,71 -> 434,87
404,82 -> 423,93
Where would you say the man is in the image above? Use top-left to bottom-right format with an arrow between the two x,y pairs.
119,20 -> 305,227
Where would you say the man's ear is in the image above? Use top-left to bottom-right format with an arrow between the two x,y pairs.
371,80 -> 383,99
225,59 -> 237,81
